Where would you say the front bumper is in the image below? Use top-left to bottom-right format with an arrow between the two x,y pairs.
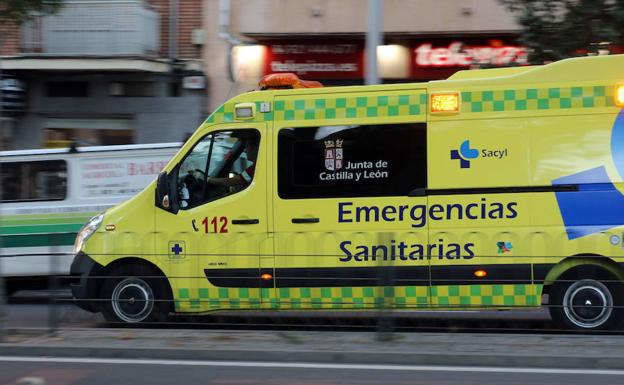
70,251 -> 104,313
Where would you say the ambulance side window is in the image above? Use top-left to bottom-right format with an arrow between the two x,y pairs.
278,123 -> 426,199
177,129 -> 260,209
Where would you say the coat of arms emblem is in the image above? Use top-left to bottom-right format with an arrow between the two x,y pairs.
324,139 -> 343,171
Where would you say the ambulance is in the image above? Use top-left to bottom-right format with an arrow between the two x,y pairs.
71,54 -> 624,330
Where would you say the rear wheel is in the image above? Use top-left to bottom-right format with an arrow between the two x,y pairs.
549,268 -> 623,330
100,264 -> 172,325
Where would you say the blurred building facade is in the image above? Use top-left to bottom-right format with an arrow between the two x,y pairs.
1,0 -> 524,149
1,0 -> 205,150
204,0 -> 523,112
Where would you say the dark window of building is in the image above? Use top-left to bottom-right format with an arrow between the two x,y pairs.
1,160 -> 67,202
278,123 -> 427,199
1,76 -> 27,113
46,82 -> 89,97
168,81 -> 182,97
109,82 -> 156,97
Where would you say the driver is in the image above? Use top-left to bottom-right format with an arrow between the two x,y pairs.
206,134 -> 259,188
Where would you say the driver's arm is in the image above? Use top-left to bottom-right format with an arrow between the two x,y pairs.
206,175 -> 246,187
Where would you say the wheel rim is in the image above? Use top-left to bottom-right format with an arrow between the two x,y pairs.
563,279 -> 613,329
111,277 -> 154,323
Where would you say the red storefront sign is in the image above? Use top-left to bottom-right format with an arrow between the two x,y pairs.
264,42 -> 364,79
412,39 -> 528,80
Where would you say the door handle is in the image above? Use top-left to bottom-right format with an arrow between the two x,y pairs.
291,217 -> 320,224
232,219 -> 260,225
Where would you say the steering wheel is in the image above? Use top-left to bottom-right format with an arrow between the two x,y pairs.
193,168 -> 206,178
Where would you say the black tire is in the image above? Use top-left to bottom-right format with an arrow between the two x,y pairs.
549,267 -> 623,330
100,264 -> 172,325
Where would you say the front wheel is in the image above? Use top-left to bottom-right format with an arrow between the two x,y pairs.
549,274 -> 622,330
100,264 -> 172,325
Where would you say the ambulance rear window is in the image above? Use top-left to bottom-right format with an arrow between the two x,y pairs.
278,123 -> 426,199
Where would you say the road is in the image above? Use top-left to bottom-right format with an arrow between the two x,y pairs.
1,357 -> 624,385
2,293 -> 624,384
4,293 -> 104,329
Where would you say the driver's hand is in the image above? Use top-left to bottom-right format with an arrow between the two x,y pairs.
189,169 -> 204,181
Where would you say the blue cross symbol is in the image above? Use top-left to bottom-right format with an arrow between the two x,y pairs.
171,243 -> 183,255
450,140 -> 479,169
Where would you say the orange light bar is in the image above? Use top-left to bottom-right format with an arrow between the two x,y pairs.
616,84 -> 624,107
474,269 -> 487,278
261,273 -> 273,280
259,73 -> 323,90
431,92 -> 460,113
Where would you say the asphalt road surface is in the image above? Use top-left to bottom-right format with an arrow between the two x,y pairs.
1,357 -> 624,385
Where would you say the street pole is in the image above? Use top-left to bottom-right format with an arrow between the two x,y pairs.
376,231 -> 395,342
365,0 -> 382,85
0,37 -> 6,342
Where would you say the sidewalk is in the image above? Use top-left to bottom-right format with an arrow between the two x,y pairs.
1,328 -> 624,369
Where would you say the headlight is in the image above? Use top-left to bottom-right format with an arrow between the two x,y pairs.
73,213 -> 104,254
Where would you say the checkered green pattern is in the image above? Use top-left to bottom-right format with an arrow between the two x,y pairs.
174,284 -> 541,312
204,102 -> 274,124
175,287 -> 263,311
274,286 -> 429,309
204,93 -> 428,125
461,85 -> 614,113
273,94 -> 427,121
203,85 -> 615,126
430,284 -> 540,307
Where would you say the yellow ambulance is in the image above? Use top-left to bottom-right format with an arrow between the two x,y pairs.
71,54 -> 624,330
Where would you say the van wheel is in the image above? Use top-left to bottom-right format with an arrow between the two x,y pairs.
100,264 -> 172,325
549,269 -> 623,330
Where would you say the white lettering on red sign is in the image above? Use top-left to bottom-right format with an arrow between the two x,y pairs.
269,61 -> 358,73
272,44 -> 358,55
415,42 -> 528,67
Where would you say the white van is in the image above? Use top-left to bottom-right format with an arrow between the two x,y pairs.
0,143 -> 180,294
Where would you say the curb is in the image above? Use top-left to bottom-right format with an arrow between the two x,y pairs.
0,345 -> 623,369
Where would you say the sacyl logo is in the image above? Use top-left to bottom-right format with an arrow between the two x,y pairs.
450,140 -> 479,168
451,140 -> 509,168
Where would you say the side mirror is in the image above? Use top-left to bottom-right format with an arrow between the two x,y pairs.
156,171 -> 179,213
156,172 -> 169,211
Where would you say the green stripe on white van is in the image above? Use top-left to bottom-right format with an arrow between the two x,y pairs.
0,223 -> 84,235
0,212 -> 94,247
0,213 -> 95,226
1,233 -> 77,248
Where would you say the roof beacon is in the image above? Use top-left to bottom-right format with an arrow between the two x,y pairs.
259,73 -> 323,90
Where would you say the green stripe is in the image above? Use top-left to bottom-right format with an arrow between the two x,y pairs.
0,212 -> 95,226
1,212 -> 96,219
1,216 -> 92,226
0,212 -> 93,236
1,233 -> 77,248
0,223 -> 84,236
